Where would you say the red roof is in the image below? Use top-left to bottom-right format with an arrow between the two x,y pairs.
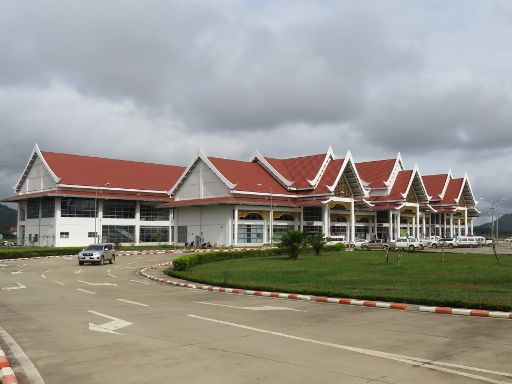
356,158 -> 396,188
302,159 -> 344,195
369,170 -> 413,202
264,153 -> 327,188
208,157 -> 291,195
4,189 -> 172,202
440,178 -> 464,205
422,174 -> 449,200
41,151 -> 185,192
162,196 -> 296,207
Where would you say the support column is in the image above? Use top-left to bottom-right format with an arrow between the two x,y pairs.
464,209 -> 468,236
443,213 -> 447,237
135,201 -> 140,245
233,207 -> 238,246
458,218 -> 461,237
450,213 -> 454,238
174,209 -> 179,245
388,210 -> 393,241
422,214 -> 426,239
322,204 -> 329,237
416,208 -> 420,239
350,200 -> 355,244
374,212 -> 378,238
396,210 -> 401,239
169,209 -> 174,245
470,218 -> 474,236
54,198 -> 61,247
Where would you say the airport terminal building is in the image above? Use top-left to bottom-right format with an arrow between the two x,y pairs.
4,145 -> 479,247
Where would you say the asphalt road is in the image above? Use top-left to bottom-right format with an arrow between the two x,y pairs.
1,253 -> 512,384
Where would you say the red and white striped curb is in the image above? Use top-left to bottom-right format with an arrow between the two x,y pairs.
0,346 -> 18,384
140,262 -> 512,319
139,263 -> 408,311
418,306 -> 512,319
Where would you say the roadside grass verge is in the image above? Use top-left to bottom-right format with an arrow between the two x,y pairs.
166,250 -> 512,311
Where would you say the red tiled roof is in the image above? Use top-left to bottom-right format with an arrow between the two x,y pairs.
4,189 -> 171,202
423,174 -> 449,200
304,159 -> 345,195
264,153 -> 327,188
369,170 -> 412,202
41,151 -> 185,191
356,158 -> 396,188
440,178 -> 464,205
208,157 -> 292,195
162,196 -> 296,207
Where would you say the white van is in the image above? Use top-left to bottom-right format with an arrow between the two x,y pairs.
455,236 -> 479,248
473,236 -> 485,246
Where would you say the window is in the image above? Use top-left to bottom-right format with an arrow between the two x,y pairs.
302,225 -> 322,234
303,207 -> 322,222
103,200 -> 135,219
274,213 -> 295,222
140,226 -> 169,242
240,212 -> 264,221
28,234 -> 32,242
102,225 -> 135,243
140,204 -> 169,221
19,205 -> 26,221
61,198 -> 96,218
60,232 -> 70,238
238,224 -> 263,243
272,225 -> 295,240
330,225 -> 347,237
177,226 -> 187,243
27,199 -> 40,219
41,198 -> 55,218
88,232 -> 97,238
33,234 -> 38,243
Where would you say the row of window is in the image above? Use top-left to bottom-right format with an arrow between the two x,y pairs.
58,226 -> 171,243
22,198 -> 169,220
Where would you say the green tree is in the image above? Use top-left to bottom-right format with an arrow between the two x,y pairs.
308,233 -> 327,255
278,230 -> 308,259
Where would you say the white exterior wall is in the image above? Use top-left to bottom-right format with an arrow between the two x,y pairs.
19,157 -> 56,193
175,160 -> 230,200
174,206 -> 232,246
24,217 -> 56,246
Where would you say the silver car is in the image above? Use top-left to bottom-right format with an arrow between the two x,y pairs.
78,243 -> 116,265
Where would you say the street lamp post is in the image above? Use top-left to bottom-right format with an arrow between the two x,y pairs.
95,183 -> 110,244
257,183 -> 273,245
497,211 -> 507,244
480,198 -> 506,261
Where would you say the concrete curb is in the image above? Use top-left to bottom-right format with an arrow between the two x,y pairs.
0,346 -> 18,384
138,262 -> 408,311
139,262 -> 512,320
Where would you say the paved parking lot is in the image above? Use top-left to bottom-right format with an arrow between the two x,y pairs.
1,253 -> 512,384
428,243 -> 512,254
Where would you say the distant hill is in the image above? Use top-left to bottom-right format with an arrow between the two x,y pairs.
0,203 -> 17,227
474,213 -> 512,236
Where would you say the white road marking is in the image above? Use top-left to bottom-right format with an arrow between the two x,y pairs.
63,256 -> 73,260
53,281 -> 65,286
44,269 -> 52,273
0,263 -> 8,267
78,280 -> 117,286
77,288 -> 96,295
129,279 -> 150,285
106,268 -> 112,273
11,270 -> 23,275
116,299 -> 149,307
88,310 -> 133,334
187,315 -> 512,384
74,269 -> 82,274
41,274 -> 47,279
0,326 -> 45,384
194,301 -> 305,312
112,265 -> 121,270
2,282 -> 26,291
107,273 -> 117,278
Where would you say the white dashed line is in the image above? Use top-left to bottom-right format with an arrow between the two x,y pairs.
53,281 -> 65,286
107,273 -> 117,278
74,269 -> 82,274
116,299 -> 149,307
40,274 -> 47,279
129,279 -> 150,285
77,288 -> 96,295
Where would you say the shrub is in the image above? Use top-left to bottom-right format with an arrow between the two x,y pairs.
172,248 -> 282,271
278,230 -> 308,259
324,243 -> 346,252
0,247 -> 83,259
308,233 -> 327,255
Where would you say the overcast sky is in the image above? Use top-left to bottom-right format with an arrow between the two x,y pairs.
1,0 -> 511,222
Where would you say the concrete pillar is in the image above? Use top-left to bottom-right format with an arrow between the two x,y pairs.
422,214 -> 426,239
388,210 -> 393,241
174,209 -> 179,246
396,211 -> 401,239
350,200 -> 355,243
233,207 -> 239,246
169,209 -> 174,245
458,218 -> 461,237
374,213 -> 378,238
470,218 -> 474,236
322,204 -> 330,237
464,209 -> 468,236
450,213 -> 454,238
135,201 -> 140,245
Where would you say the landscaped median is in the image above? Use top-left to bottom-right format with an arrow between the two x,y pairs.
166,248 -> 512,312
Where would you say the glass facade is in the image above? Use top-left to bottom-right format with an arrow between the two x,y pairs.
103,200 -> 135,219
177,226 -> 187,243
303,207 -> 322,222
102,225 -> 135,243
41,197 -> 55,218
140,226 -> 169,242
238,224 -> 263,243
27,199 -> 40,219
272,225 -> 295,240
140,204 -> 169,221
302,225 -> 322,234
61,198 -> 96,218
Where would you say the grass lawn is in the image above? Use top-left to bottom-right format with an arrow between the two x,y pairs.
167,250 -> 512,311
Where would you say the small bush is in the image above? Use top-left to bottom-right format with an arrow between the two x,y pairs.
278,230 -> 309,259
308,234 -> 327,255
324,243 -> 346,252
0,247 -> 83,259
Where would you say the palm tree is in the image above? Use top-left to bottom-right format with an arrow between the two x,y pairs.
278,230 -> 308,259
308,233 -> 327,255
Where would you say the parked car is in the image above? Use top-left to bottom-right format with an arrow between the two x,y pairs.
353,239 -> 369,248
438,237 -> 457,248
361,239 -> 389,250
393,237 -> 424,251
455,236 -> 479,248
473,236 -> 486,246
484,237 -> 493,246
326,236 -> 346,245
424,236 -> 441,248
78,243 -> 116,265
